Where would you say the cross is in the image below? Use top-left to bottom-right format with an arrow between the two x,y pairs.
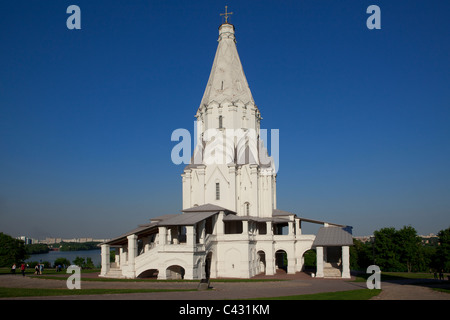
220,6 -> 233,24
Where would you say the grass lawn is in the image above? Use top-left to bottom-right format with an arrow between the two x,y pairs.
0,287 -> 195,298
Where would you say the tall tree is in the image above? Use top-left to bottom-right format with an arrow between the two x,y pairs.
0,233 -> 29,267
397,226 -> 422,272
434,227 -> 450,272
373,227 -> 403,271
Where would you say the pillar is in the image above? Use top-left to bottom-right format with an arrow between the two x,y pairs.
287,256 -> 296,274
316,246 -> 324,278
100,244 -> 110,276
199,220 -> 206,244
158,227 -> 167,245
127,234 -> 137,278
186,225 -> 196,247
215,211 -> 225,235
242,220 -> 249,235
143,236 -> 150,252
342,246 -> 351,278
288,221 -> 294,236
262,245 -> 274,276
295,218 -> 302,235
266,221 -> 273,235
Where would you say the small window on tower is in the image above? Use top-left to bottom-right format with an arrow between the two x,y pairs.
245,202 -> 250,216
216,183 -> 220,200
219,116 -> 223,129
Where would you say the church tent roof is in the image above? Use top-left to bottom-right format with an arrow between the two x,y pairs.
199,23 -> 255,110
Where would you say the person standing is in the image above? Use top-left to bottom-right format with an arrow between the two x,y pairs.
34,264 -> 40,275
11,264 -> 16,274
20,263 -> 26,277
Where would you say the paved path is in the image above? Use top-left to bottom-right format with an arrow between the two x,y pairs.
370,279 -> 450,300
1,273 -> 449,300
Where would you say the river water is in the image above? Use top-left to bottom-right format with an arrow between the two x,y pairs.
26,249 -> 102,267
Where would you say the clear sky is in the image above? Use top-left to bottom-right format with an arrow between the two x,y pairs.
1,0 -> 449,239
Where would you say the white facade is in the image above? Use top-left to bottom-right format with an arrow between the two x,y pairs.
100,22 -> 352,280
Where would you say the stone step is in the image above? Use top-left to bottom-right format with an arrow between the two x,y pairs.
104,268 -> 126,278
323,267 -> 341,278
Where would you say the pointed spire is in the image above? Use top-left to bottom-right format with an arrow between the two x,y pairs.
199,20 -> 255,109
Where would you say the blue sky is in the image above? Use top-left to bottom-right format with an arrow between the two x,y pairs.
1,0 -> 449,238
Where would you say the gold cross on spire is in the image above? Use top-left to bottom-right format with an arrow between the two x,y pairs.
220,6 -> 233,24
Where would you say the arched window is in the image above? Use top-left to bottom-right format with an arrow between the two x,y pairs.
245,202 -> 250,216
219,115 -> 223,129
216,182 -> 220,200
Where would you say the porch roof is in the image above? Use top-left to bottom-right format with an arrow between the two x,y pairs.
312,227 -> 354,247
157,211 -> 218,226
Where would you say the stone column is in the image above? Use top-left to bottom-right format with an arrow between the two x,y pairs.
143,236 -> 150,253
119,246 -> 125,265
199,220 -> 206,244
242,220 -> 249,235
288,221 -> 295,236
158,227 -> 167,245
266,221 -> 273,235
186,225 -> 196,247
100,244 -> 110,276
316,246 -> 324,278
295,218 -> 302,235
127,234 -> 137,278
265,246 -> 275,275
342,246 -> 351,278
287,255 -> 296,274
215,211 -> 225,235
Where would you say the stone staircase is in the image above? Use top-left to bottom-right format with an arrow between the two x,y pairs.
323,262 -> 341,278
103,267 -> 127,279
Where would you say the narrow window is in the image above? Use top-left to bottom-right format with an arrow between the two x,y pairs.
219,115 -> 223,129
245,202 -> 250,215
216,182 -> 220,200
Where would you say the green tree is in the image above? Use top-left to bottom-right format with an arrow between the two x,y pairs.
303,249 -> 316,269
84,257 -> 95,269
25,243 -> 50,254
73,256 -> 85,268
397,226 -> 421,272
0,233 -> 29,267
351,239 -> 372,271
372,226 -> 431,272
373,227 -> 403,271
434,227 -> 450,272
54,258 -> 71,268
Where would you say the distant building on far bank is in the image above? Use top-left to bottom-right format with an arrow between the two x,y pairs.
16,236 -> 110,245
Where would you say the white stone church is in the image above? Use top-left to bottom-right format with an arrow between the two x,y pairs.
100,19 -> 353,280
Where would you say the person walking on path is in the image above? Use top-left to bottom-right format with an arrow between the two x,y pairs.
11,264 -> 16,274
20,263 -> 26,277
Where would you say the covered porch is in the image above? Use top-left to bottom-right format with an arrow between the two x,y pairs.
312,226 -> 353,278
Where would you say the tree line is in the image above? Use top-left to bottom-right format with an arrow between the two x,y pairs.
350,226 -> 450,273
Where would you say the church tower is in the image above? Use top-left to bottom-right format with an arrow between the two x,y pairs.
181,21 -> 277,218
